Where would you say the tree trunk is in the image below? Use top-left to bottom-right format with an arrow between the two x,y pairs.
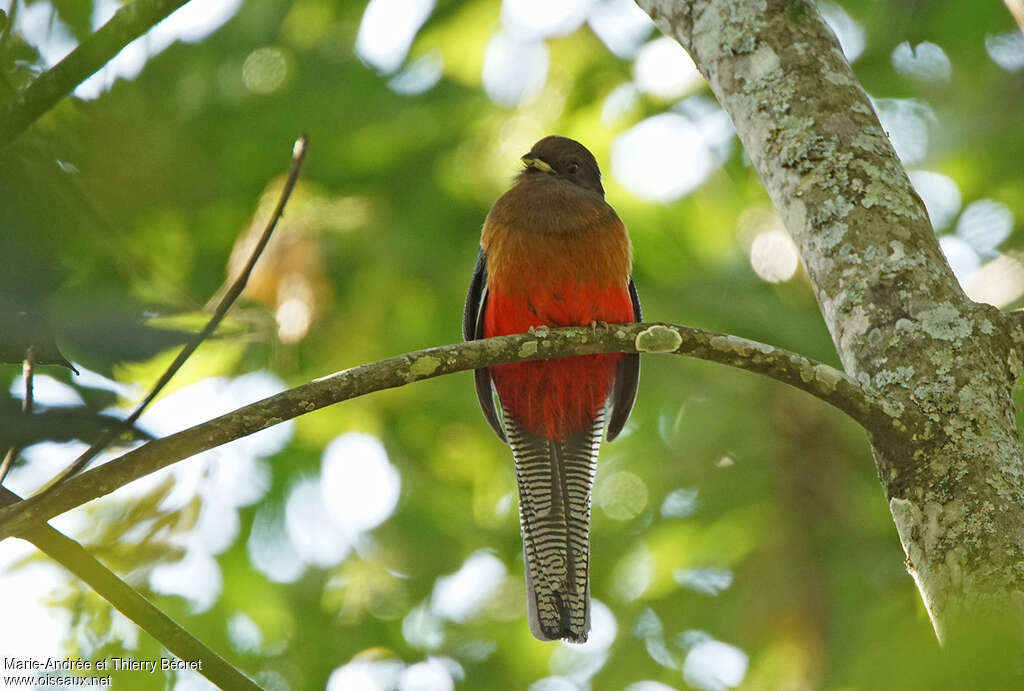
636,0 -> 1024,646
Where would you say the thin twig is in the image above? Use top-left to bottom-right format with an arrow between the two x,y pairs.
2,486 -> 261,690
45,133 -> 309,488
0,0 -> 194,148
0,345 -> 35,484
22,346 -> 34,411
0,322 -> 917,542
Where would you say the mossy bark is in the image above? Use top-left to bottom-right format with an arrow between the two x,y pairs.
637,0 -> 1024,645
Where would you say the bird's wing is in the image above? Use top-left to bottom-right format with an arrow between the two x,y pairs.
606,277 -> 642,441
505,407 -> 602,642
462,247 -> 486,341
463,248 -> 507,442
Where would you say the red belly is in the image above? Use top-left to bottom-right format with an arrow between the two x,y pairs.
484,280 -> 633,440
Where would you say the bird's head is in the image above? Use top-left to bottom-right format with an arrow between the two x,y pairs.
519,135 -> 604,197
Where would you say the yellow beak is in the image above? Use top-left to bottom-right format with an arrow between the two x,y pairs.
521,154 -> 553,173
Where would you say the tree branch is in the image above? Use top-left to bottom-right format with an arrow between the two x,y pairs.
1002,309 -> 1024,360
637,0 -> 1024,645
0,323 -> 906,542
2,488 -> 260,690
46,133 -> 309,487
0,132 -> 304,689
0,0 -> 193,148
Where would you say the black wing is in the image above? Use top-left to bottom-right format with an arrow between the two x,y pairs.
463,248 -> 507,442
606,277 -> 641,441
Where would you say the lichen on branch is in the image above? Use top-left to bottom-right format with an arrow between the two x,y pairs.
635,0 -> 1024,646
0,322 -> 899,542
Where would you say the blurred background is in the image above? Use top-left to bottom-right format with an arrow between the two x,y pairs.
0,0 -> 1022,689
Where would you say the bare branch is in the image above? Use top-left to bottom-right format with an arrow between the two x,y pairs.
0,135 -> 304,686
0,322 -> 907,542
47,134 -> 309,487
0,0 -> 193,148
3,486 -> 261,690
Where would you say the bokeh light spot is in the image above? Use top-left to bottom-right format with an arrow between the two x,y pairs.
276,297 -> 313,343
909,170 -> 961,231
7,442 -> 94,519
483,31 -> 549,107
501,0 -> 591,39
139,373 -> 293,484
356,0 -> 436,74
892,41 -> 951,83
149,550 -> 222,613
431,551 -> 506,622
749,231 -> 799,283
529,678 -> 578,691
9,374 -> 82,407
986,31 -> 1024,71
819,2 -> 865,62
613,546 -> 653,601
661,488 -> 699,518
872,98 -> 935,165
602,82 -> 640,126
286,476 -> 352,567
634,607 -> 663,638
327,660 -> 403,691
938,235 -> 980,281
322,433 -> 401,533
398,658 -> 455,691
243,46 -> 290,94
634,37 -> 702,100
389,51 -> 444,95
612,114 -> 715,202
625,682 -> 679,691
227,612 -> 263,654
676,96 -> 735,161
0,548 -> 72,660
962,255 -> 1024,308
588,0 -> 654,58
275,274 -> 315,343
682,638 -> 748,691
597,470 -> 649,520
19,2 -> 76,67
955,199 -> 1013,259
674,567 -> 734,596
403,603 -> 445,650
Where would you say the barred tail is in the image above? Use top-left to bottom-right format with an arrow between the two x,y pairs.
504,408 -> 603,643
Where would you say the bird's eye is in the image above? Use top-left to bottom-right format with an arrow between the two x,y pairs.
566,161 -> 580,175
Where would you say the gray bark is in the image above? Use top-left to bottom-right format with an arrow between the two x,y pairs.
0,322 -> 883,541
636,0 -> 1024,644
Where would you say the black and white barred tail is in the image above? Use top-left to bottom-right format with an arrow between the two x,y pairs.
504,407 -> 604,643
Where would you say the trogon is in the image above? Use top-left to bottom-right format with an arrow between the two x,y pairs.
463,136 -> 641,642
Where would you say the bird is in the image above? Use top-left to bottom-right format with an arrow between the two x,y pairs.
463,135 -> 641,642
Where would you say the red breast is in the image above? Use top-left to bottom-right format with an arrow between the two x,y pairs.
480,181 -> 634,440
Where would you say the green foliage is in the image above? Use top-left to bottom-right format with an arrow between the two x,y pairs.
0,0 -> 1021,689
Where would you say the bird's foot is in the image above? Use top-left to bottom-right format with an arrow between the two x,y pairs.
589,320 -> 610,335
528,325 -> 551,337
